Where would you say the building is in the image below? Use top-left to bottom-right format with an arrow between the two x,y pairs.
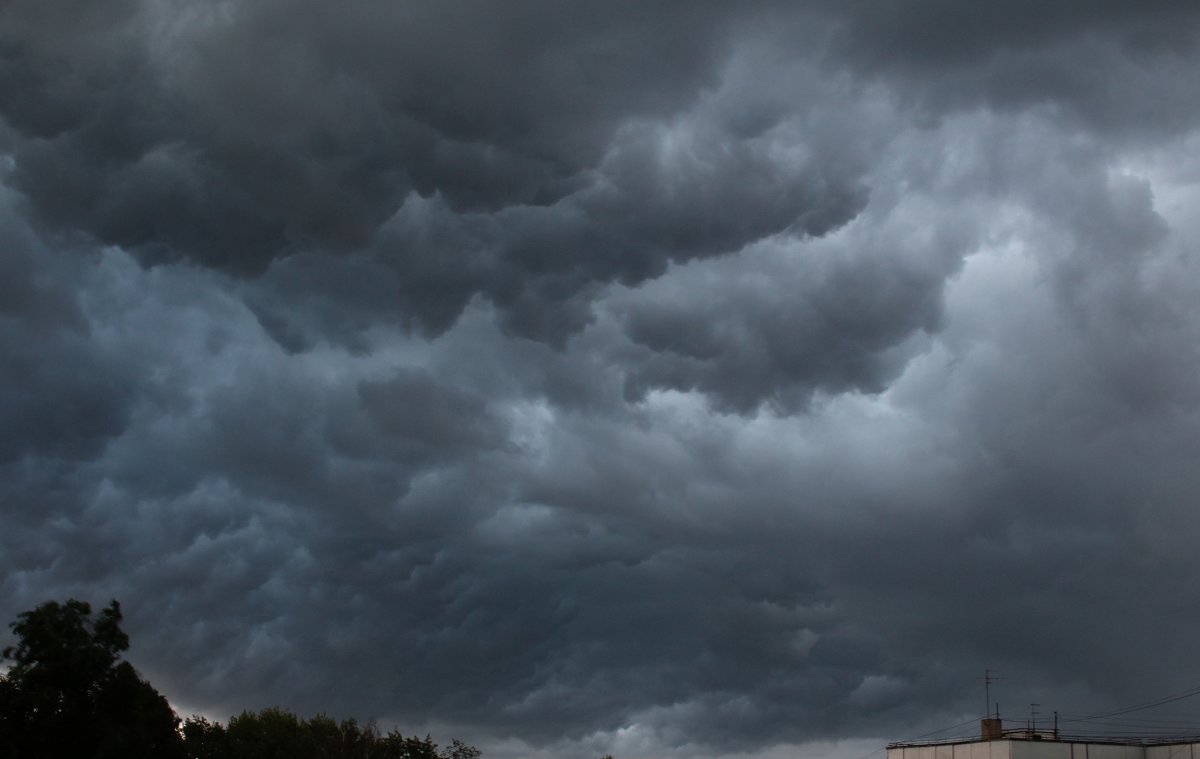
888,720 -> 1200,759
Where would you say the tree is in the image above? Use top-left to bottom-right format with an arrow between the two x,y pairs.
183,715 -> 231,759
183,707 -> 483,759
443,738 -> 483,759
227,707 -> 308,759
0,599 -> 184,759
1,600 -> 486,759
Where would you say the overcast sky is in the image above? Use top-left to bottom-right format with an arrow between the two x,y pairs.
3,2 -> 1200,757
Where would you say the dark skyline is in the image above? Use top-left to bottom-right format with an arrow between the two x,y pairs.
3,2 -> 1200,758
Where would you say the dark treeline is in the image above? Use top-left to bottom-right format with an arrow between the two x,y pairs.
0,599 -> 483,759
182,709 -> 481,759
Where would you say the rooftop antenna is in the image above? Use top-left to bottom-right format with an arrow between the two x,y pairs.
1030,703 -> 1040,732
981,669 -> 1006,719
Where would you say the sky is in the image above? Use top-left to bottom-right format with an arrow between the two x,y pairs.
3,1 -> 1200,757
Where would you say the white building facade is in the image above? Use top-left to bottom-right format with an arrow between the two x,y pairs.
889,731 -> 1200,759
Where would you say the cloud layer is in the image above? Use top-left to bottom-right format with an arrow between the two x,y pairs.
3,2 -> 1200,757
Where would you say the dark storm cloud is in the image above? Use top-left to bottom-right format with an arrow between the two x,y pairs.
611,188 -> 967,413
0,190 -> 137,464
820,0 -> 1200,137
7,0 -> 1191,354
2,0 -> 855,345
4,2 -> 1200,759
827,0 -> 1198,68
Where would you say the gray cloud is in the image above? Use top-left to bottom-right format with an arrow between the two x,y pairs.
0,190 -> 138,464
3,3 -> 1200,759
1,0 -> 841,338
819,0 -> 1200,136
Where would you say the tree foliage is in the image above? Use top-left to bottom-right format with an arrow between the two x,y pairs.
0,598 -> 184,758
0,599 -> 483,759
183,709 -> 481,759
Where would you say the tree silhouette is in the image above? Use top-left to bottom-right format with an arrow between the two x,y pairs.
0,599 -> 184,758
183,715 -> 231,759
2,598 -> 484,759
184,708 -> 481,759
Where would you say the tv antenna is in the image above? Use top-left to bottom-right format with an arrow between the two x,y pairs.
981,669 -> 1006,719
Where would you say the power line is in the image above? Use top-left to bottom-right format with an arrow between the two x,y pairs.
1062,685 -> 1200,724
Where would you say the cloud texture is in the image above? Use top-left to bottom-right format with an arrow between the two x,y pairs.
3,2 -> 1200,757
